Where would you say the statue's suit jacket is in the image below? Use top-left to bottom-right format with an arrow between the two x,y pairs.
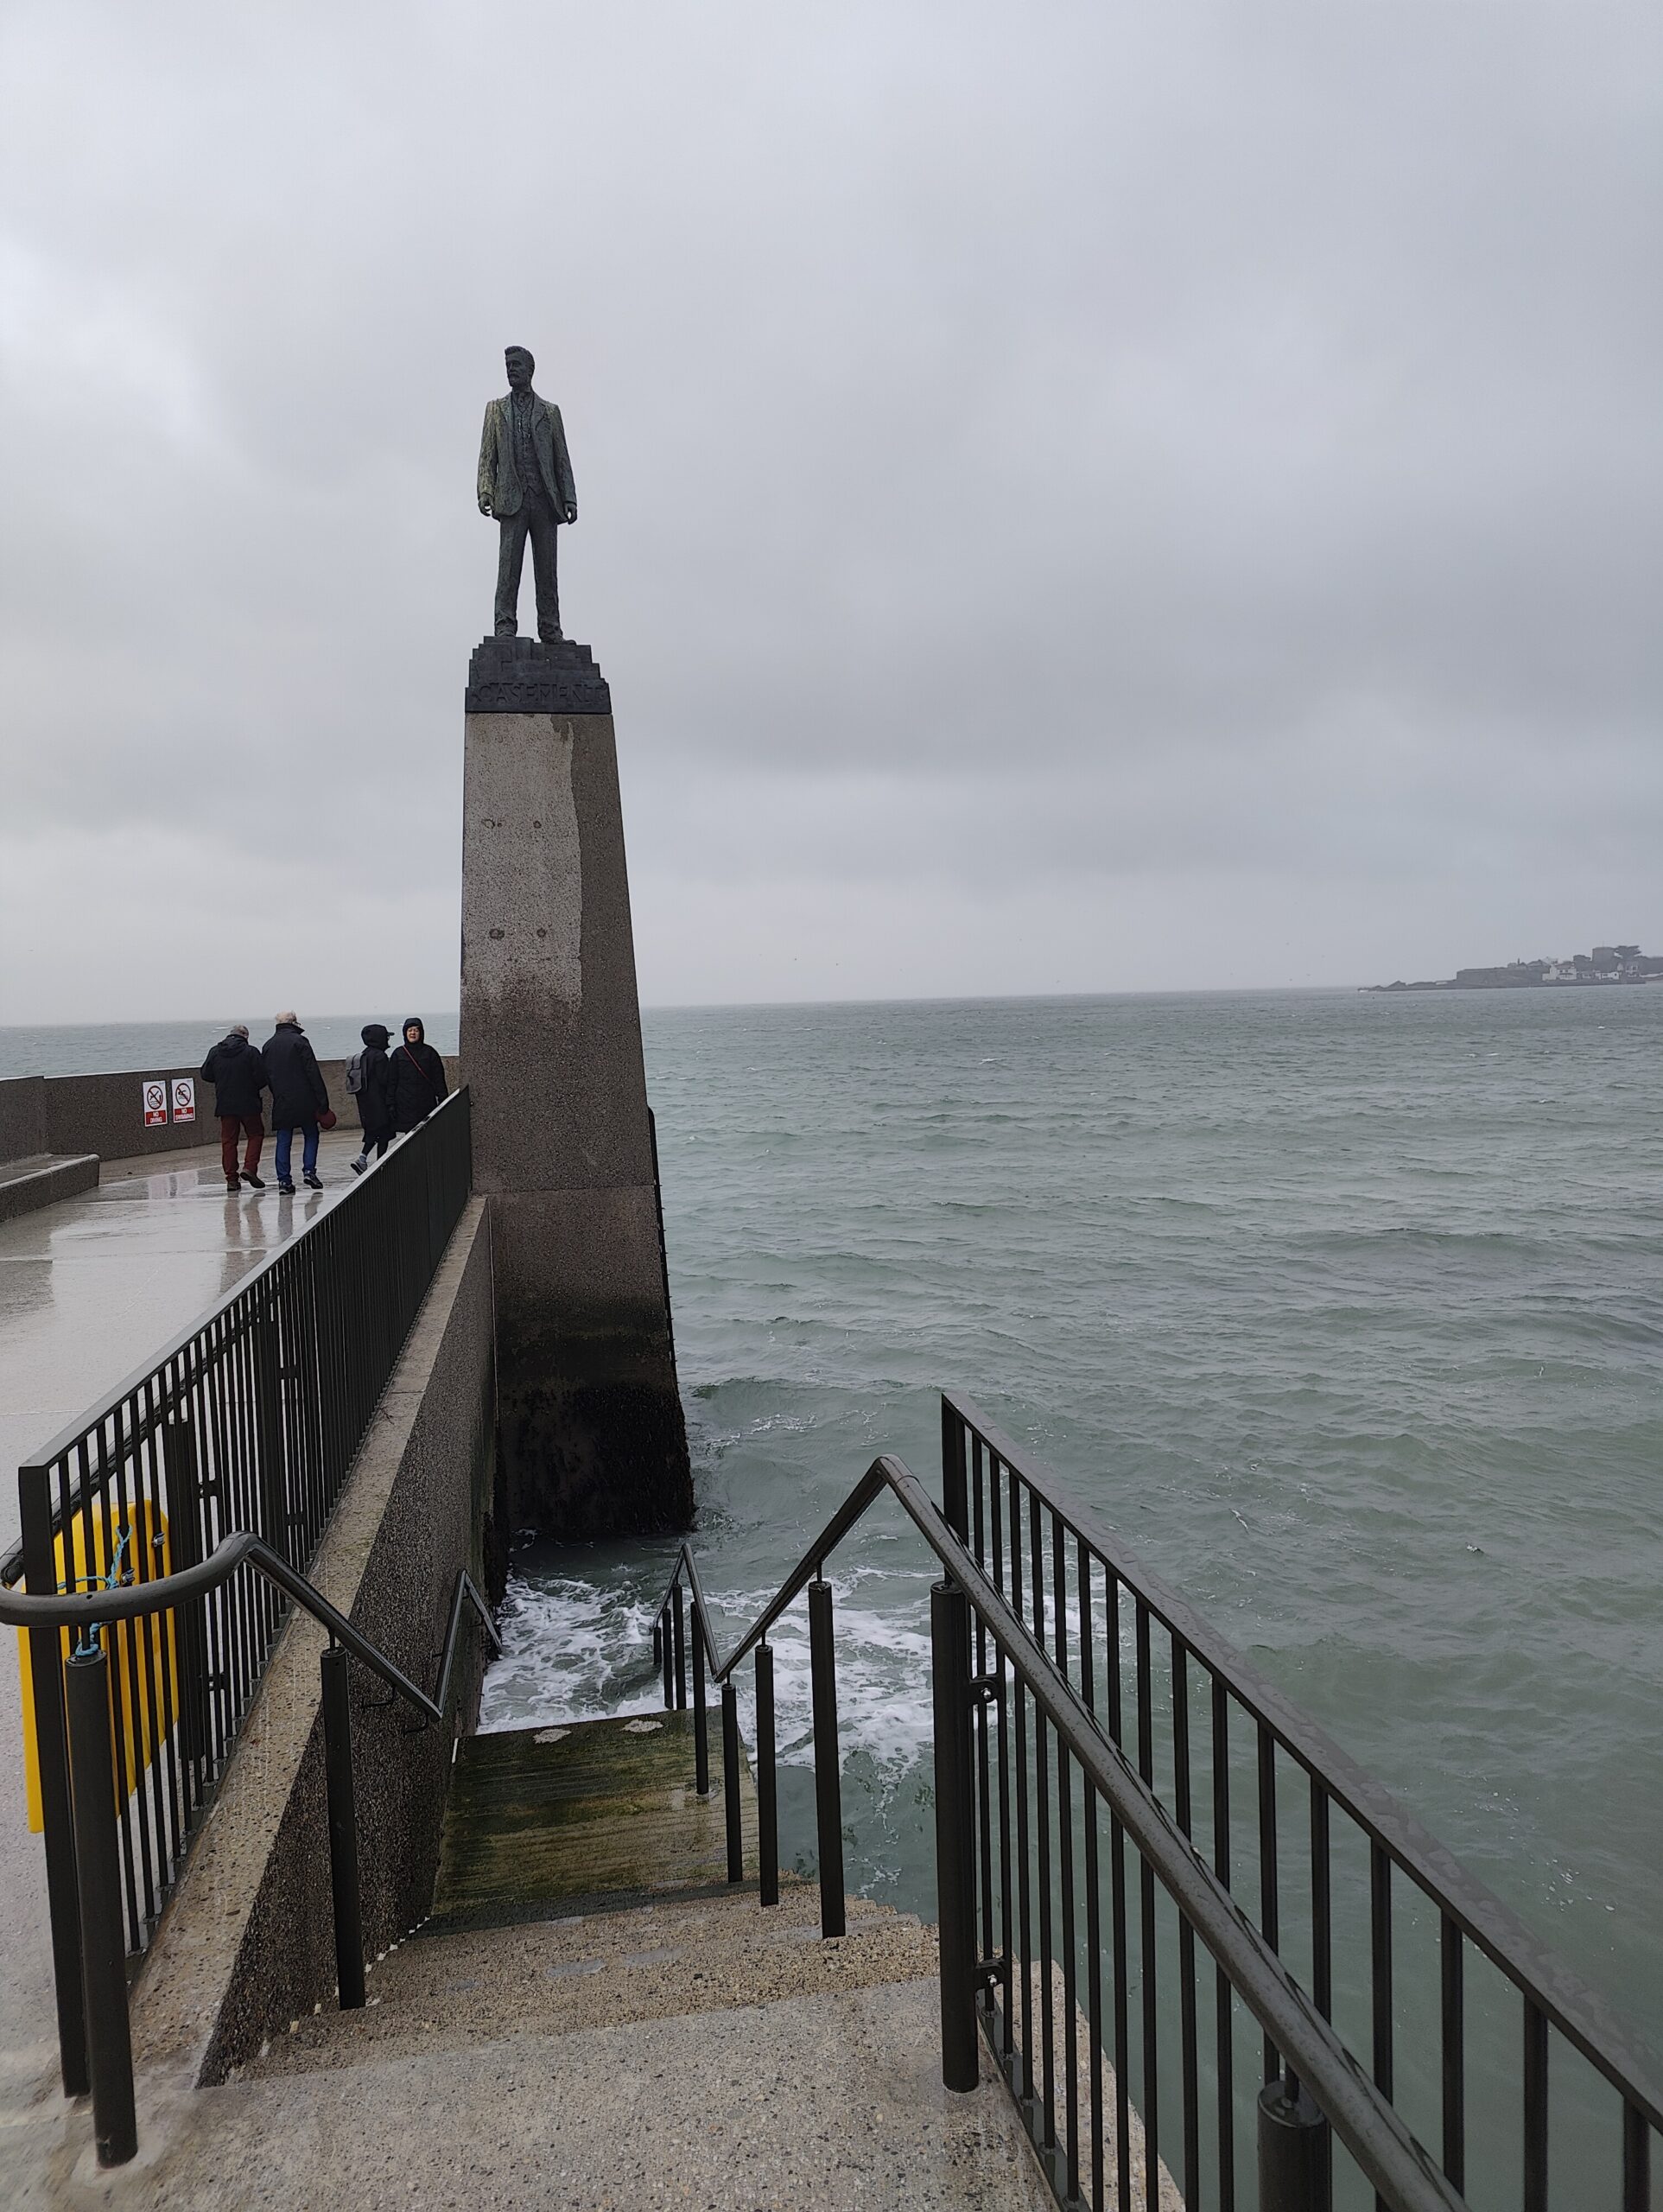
478,391 -> 577,518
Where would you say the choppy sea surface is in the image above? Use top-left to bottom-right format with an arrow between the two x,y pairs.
477,988 -> 1663,2058
7,991 -> 1657,2063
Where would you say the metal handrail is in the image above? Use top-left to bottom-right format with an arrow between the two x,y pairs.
656,1453 -> 1465,2212
0,1528 -> 499,1719
943,1389 -> 1663,2142
9,1531 -> 500,2168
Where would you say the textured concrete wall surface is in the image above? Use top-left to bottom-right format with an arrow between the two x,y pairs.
460,702 -> 691,1540
0,1075 -> 46,1162
129,1198 -> 498,2093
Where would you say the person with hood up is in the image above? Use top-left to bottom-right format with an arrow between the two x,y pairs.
386,1017 -> 449,1135
262,1012 -> 332,1192
200,1023 -> 270,1192
346,1022 -> 396,1173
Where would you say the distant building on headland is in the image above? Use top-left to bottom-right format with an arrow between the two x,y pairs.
1365,944 -> 1663,992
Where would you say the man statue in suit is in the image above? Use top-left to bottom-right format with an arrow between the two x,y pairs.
478,345 -> 579,642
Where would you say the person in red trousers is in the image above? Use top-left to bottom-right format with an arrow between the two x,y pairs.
200,1025 -> 270,1192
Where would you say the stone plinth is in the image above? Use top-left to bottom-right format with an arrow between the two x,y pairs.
460,636 -> 692,1540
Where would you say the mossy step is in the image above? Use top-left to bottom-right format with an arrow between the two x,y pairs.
428,1710 -> 759,1933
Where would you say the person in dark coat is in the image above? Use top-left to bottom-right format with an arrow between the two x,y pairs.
386,1017 -> 448,1135
262,1012 -> 331,1192
348,1022 -> 396,1174
200,1024 -> 270,1192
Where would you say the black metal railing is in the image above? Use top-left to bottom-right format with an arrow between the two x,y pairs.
651,1395 -> 1663,2212
2,1090 -> 473,2104
0,1534 -> 498,2166
940,1393 -> 1663,2212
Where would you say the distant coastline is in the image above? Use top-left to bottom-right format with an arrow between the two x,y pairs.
1363,943 -> 1663,993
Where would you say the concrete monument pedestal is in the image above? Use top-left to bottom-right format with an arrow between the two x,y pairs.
460,636 -> 692,1540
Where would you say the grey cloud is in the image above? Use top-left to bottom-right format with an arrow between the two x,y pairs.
0,0 -> 1658,1014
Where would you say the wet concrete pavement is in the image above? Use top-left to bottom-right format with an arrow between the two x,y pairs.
0,1130 -> 366,2145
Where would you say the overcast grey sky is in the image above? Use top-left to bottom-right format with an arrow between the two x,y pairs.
1,2 -> 1658,1019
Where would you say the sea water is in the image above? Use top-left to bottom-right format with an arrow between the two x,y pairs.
9,992 -> 1658,2056
477,987 -> 1663,2064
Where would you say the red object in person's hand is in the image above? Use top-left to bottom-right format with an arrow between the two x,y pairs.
318,1109 -> 338,1131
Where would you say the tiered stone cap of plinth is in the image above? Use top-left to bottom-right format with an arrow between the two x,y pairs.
465,635 -> 613,715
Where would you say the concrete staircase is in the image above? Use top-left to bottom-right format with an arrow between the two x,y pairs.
58,1714 -> 1057,2211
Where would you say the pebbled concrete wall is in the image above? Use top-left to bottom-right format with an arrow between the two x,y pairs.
129,1198 -> 498,2094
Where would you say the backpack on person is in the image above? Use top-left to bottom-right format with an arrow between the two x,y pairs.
346,1052 -> 367,1096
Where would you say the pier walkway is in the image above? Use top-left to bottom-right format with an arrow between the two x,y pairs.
0,1131 -> 368,2151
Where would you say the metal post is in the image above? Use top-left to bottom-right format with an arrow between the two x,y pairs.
65,1645 -> 136,2166
931,1578 -> 979,2092
721,1680 -> 744,1883
756,1641 -> 779,1908
660,1609 -> 673,1707
321,1644 -> 365,2009
1258,2073 -> 1331,2212
671,1582 -> 687,1712
19,1465 -> 89,2099
942,1397 -> 968,1541
693,1611 -> 710,1796
808,1575 -> 846,1938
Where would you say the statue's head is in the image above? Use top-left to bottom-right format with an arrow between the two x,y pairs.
505,346 -> 535,391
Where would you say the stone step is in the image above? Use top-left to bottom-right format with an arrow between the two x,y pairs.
125,1980 -> 1057,2211
249,1883 -> 939,2079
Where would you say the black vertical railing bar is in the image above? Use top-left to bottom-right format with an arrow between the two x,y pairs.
1213,1673 -> 1237,2212
1174,1638 -> 1202,2209
1011,1467 -> 1036,2110
808,1573 -> 846,1938
1623,2101 -> 1649,2212
1107,1568 -> 1133,2212
1051,1512 -> 1081,2205
755,1638 -> 778,1909
1078,1537 -> 1106,2212
1524,1998 -> 1549,2212
692,1601 -> 709,1796
992,1463 -> 1015,2071
1259,1723 -> 1280,2087
720,1681 -> 743,1884
1373,1844 -> 1395,2105
1030,1491 -> 1057,2158
1440,1915 -> 1464,2192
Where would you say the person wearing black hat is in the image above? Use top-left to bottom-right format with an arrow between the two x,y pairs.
346,1023 -> 396,1174
386,1017 -> 449,1135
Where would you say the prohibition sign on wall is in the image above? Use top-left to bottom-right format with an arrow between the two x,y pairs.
142,1080 -> 168,1128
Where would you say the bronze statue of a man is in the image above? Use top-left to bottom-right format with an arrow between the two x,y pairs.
478,345 -> 578,643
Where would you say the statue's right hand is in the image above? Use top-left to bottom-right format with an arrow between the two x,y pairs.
478,497 -> 492,517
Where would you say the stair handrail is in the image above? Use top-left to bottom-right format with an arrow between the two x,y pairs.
655,1426 -> 1663,2212
656,1452 -> 1463,2211
4,1532 -> 500,2169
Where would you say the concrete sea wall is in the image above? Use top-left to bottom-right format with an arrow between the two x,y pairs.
0,1057 -> 457,1169
130,1197 -> 498,2092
